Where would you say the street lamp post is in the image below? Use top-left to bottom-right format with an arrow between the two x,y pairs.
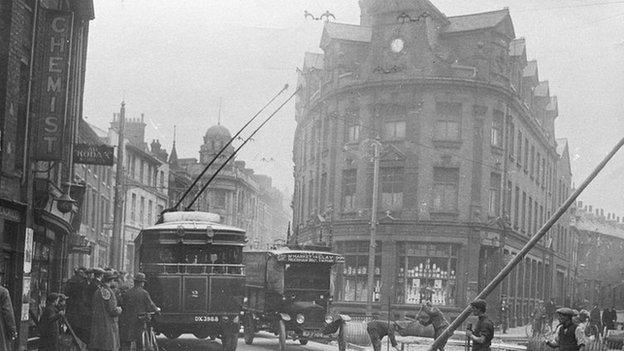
366,139 -> 381,317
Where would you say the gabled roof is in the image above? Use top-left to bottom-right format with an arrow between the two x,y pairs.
322,22 -> 372,44
534,81 -> 550,97
523,60 -> 538,78
509,38 -> 526,57
77,119 -> 106,145
444,8 -> 513,36
303,52 -> 324,70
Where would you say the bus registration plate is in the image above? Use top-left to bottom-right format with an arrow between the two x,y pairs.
194,316 -> 218,322
302,330 -> 325,339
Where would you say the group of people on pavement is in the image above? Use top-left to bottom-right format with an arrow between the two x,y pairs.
366,299 -> 495,351
53,267 -> 160,351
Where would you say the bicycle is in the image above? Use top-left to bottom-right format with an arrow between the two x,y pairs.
137,312 -> 160,351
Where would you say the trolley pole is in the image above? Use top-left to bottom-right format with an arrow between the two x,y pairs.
111,102 -> 126,269
429,136 -> 624,351
366,139 -> 381,318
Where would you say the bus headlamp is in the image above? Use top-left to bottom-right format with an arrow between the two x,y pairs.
296,314 -> 305,324
325,315 -> 334,324
243,297 -> 248,303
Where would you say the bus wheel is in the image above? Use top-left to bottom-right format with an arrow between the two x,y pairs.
164,331 -> 181,339
193,330 -> 210,339
244,315 -> 255,345
278,319 -> 287,351
299,338 -> 308,345
337,322 -> 346,351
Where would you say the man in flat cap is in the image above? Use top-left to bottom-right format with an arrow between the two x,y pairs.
119,273 -> 160,351
367,317 -> 404,351
545,308 -> 586,351
467,299 -> 494,351
90,271 -> 122,351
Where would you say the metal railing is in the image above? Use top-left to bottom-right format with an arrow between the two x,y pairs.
143,263 -> 245,275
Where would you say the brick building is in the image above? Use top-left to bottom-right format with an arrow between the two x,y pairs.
291,0 -> 572,323
175,124 -> 290,249
569,202 -> 624,309
0,0 -> 94,347
108,114 -> 170,273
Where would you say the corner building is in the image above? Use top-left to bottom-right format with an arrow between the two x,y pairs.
291,0 -> 573,324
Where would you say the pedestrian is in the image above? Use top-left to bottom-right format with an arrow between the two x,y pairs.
367,318 -> 403,351
545,307 -> 586,351
589,305 -> 602,339
602,306 -> 616,334
577,309 -> 589,343
0,284 -> 17,351
499,300 -> 509,334
89,270 -> 123,351
466,299 -> 494,351
418,301 -> 450,351
546,299 -> 557,329
65,267 -> 90,343
39,293 -> 65,351
119,272 -> 160,351
531,300 -> 546,337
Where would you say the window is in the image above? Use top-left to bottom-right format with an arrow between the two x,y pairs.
346,125 -> 360,143
91,191 -> 97,227
381,167 -> 404,211
147,200 -> 153,225
508,122 -> 515,158
541,158 -> 546,186
213,190 -> 227,209
506,180 -> 512,218
517,131 -> 523,166
140,160 -> 145,182
536,153 -> 541,184
524,138 -> 529,172
308,178 -> 314,215
521,191 -> 526,233
491,111 -> 503,147
489,173 -> 501,217
396,243 -> 458,306
432,167 -> 459,212
131,193 -> 136,222
320,173 -> 327,210
160,171 -> 165,190
384,121 -> 406,140
528,197 -> 533,235
140,196 -> 145,225
434,102 -> 461,141
156,204 -> 164,217
336,241 -> 382,302
342,169 -> 356,212
530,145 -> 535,178
130,155 -> 136,179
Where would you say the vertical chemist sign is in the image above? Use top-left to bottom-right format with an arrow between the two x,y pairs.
33,8 -> 74,160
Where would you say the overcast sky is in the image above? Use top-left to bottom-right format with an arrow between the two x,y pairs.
83,0 -> 624,217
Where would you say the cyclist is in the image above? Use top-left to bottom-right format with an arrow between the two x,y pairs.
119,273 -> 160,351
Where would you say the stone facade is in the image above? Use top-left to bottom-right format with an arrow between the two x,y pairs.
291,0 -> 572,322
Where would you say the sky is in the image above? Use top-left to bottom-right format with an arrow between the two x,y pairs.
83,0 -> 624,217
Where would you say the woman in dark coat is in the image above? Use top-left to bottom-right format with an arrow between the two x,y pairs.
0,285 -> 17,351
39,293 -> 64,351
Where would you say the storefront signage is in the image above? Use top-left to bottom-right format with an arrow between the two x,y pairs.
33,9 -> 74,160
0,206 -> 22,222
74,143 -> 114,165
275,251 -> 345,264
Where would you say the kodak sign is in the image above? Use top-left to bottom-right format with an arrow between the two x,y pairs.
33,9 -> 73,160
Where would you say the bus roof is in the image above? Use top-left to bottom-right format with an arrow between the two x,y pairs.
142,211 -> 245,233
245,249 -> 344,264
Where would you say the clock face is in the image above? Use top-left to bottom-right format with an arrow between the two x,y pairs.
391,38 -> 405,53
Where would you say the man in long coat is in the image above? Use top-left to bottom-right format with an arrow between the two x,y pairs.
65,267 -> 90,343
90,271 -> 122,351
39,293 -> 64,351
0,285 -> 16,351
119,273 -> 159,351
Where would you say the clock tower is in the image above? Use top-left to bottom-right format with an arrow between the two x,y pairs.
359,0 -> 450,80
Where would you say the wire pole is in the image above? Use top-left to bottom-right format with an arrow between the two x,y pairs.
366,138 -> 381,317
111,102 -> 126,269
429,136 -> 624,351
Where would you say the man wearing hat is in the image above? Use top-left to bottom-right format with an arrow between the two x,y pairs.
418,301 -> 450,351
90,271 -> 122,351
467,299 -> 494,351
119,272 -> 160,351
367,317 -> 404,351
546,308 -> 586,351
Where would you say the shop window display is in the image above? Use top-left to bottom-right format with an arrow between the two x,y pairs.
396,242 -> 458,306
336,241 -> 382,303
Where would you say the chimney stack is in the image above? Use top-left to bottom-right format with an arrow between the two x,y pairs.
589,205 -> 593,213
600,209 -> 605,217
